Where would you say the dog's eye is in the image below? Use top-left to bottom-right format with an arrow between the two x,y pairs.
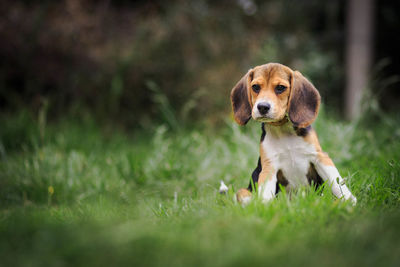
252,84 -> 261,93
275,85 -> 287,94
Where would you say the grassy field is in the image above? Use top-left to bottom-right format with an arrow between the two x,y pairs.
1,111 -> 400,267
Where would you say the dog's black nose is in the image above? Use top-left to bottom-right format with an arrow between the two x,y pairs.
257,103 -> 270,115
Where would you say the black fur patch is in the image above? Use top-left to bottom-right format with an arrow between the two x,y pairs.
294,125 -> 311,137
260,123 -> 266,142
275,170 -> 289,194
306,163 -> 324,189
247,157 -> 261,192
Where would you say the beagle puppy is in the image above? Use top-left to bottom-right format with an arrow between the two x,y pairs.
230,63 -> 357,205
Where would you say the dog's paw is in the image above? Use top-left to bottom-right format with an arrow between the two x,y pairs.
349,195 -> 357,206
341,192 -> 357,206
236,188 -> 252,206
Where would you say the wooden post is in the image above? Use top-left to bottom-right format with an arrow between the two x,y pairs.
345,0 -> 374,120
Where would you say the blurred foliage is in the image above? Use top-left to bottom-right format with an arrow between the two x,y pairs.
0,0 -> 347,128
0,0 -> 399,128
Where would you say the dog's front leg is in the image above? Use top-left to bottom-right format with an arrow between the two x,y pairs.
258,169 -> 277,203
313,153 -> 357,205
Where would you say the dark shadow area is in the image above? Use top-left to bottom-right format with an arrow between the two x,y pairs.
0,0 -> 398,128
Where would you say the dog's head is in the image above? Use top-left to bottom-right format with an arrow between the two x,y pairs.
230,63 -> 320,128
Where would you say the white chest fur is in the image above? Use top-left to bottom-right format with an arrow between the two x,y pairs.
261,126 -> 317,189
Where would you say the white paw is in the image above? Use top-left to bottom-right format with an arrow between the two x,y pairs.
341,191 -> 357,206
241,196 -> 252,206
259,178 -> 277,204
348,195 -> 357,206
261,194 -> 275,204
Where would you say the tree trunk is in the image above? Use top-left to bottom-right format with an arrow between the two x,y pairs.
345,0 -> 374,120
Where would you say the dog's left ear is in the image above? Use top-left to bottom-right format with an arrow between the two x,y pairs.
230,70 -> 253,125
288,71 -> 321,128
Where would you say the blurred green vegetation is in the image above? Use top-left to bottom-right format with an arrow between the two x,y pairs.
1,111 -> 400,266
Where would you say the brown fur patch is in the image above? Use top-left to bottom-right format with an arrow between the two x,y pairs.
303,129 -> 334,166
276,170 -> 289,186
317,152 -> 334,166
258,145 -> 275,185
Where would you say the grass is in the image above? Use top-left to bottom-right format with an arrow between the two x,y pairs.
1,110 -> 400,267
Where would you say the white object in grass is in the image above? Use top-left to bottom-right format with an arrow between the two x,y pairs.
219,181 -> 228,194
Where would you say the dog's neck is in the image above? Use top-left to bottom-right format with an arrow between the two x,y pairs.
263,120 -> 311,138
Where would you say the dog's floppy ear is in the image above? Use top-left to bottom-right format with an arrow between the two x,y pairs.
230,70 -> 253,125
288,71 -> 321,128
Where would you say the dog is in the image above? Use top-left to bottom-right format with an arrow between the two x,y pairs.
230,63 -> 357,205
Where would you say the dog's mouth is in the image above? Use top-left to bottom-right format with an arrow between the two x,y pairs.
254,115 -> 288,125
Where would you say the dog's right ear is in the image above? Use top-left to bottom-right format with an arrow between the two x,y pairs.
288,71 -> 320,129
230,70 -> 253,125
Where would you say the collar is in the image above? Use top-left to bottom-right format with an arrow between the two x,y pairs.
266,116 -> 289,126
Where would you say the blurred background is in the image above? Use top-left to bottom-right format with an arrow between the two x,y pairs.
0,0 -> 399,129
2,2 -> 400,265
